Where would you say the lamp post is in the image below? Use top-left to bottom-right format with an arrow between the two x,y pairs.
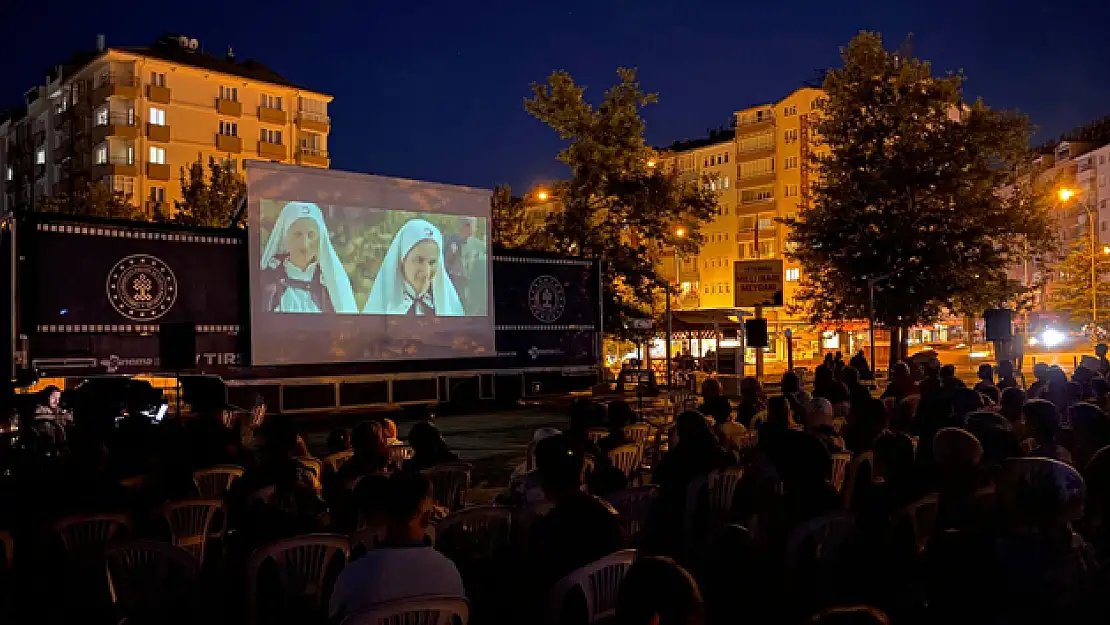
868,273 -> 893,378
1059,187 -> 1106,329
666,226 -> 686,389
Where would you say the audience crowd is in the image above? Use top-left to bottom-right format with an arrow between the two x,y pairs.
2,349 -> 1110,624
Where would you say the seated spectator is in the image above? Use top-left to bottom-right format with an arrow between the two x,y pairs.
509,428 -> 564,506
527,434 -> 624,603
329,471 -> 465,620
776,431 -> 842,528
1000,387 -> 1027,434
933,427 -> 986,531
951,387 -> 986,422
616,556 -> 705,625
326,428 -> 351,455
697,378 -> 733,426
880,362 -> 918,400
849,349 -> 873,381
780,371 -> 812,416
334,421 -> 390,490
185,402 -> 246,469
803,397 -> 845,453
1023,399 -> 1072,464
842,397 -> 887,455
865,432 -> 926,519
973,363 -> 996,396
381,418 -> 402,446
653,411 -> 732,549
598,400 -> 635,452
1091,378 -> 1110,412
405,421 -> 460,472
566,403 -> 602,458
810,606 -> 890,624
1069,402 -> 1110,468
939,364 -> 966,395
736,377 -> 767,428
996,359 -> 1019,391
840,366 -> 872,407
31,385 -> 73,443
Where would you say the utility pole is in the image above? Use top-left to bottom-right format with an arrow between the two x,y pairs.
754,215 -> 764,380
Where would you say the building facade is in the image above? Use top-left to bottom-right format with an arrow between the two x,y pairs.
1,34 -> 332,217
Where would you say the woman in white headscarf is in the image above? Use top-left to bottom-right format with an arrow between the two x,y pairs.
362,218 -> 465,316
259,201 -> 358,314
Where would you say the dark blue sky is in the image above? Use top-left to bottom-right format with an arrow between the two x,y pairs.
3,1 -> 1108,193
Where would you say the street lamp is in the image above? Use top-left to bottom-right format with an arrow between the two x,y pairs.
868,273 -> 893,377
666,226 -> 686,389
1059,187 -> 1101,328
647,159 -> 657,169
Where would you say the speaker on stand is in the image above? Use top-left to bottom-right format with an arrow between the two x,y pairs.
159,322 -> 196,416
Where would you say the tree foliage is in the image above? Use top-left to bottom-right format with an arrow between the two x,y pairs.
1049,237 -> 1110,327
36,180 -> 144,220
524,68 -> 718,337
490,184 -> 530,248
784,32 -> 1056,361
171,156 -> 246,227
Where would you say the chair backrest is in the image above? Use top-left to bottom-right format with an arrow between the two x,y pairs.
842,451 -> 874,509
105,539 -> 200,608
607,444 -> 641,478
604,486 -> 658,542
586,428 -> 608,444
512,500 -> 554,554
246,534 -> 350,625
53,512 -> 131,553
830,453 -> 852,492
785,512 -> 855,573
193,464 -> 245,499
891,493 -> 939,552
325,450 -> 356,474
340,595 -> 469,625
423,462 -> 473,511
162,499 -> 221,566
683,474 -> 710,547
546,549 -> 638,624
707,466 -> 745,520
388,444 -> 414,468
434,506 -> 512,564
622,423 -> 651,445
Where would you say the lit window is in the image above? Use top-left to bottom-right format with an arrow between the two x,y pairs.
94,145 -> 108,165
260,128 -> 282,144
149,107 -> 166,126
36,148 -> 45,165
219,85 -> 238,101
150,186 -> 166,203
219,120 -> 238,136
260,94 -> 283,110
150,72 -> 166,87
94,106 -> 108,126
786,268 -> 800,281
723,176 -> 730,189
5,166 -> 12,181
149,146 -> 166,165
127,145 -> 134,165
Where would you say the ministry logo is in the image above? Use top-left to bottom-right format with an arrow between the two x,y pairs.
106,254 -> 178,321
528,275 -> 565,323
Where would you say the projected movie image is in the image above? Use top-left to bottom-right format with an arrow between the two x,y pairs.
247,164 -> 495,365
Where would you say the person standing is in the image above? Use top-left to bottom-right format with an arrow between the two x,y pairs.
849,349 -> 872,380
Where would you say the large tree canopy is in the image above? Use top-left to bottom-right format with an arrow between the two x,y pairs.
1050,238 -> 1110,327
36,180 -> 143,220
784,32 -> 1056,362
170,156 -> 246,227
525,68 -> 717,336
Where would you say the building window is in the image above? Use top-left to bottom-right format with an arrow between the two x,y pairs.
219,85 -> 238,101
150,186 -> 165,203
149,107 -> 166,126
149,146 -> 166,165
260,94 -> 283,110
298,97 -> 328,120
704,158 -> 709,167
4,166 -> 11,181
219,120 -> 238,136
784,156 -> 798,169
716,155 -> 723,165
150,72 -> 166,87
260,128 -> 283,144
94,145 -> 108,165
111,175 -> 134,197
724,153 -> 729,163
785,184 -> 799,197
94,106 -> 109,126
784,129 -> 799,143
786,268 -> 800,281
784,105 -> 798,116
758,241 -> 774,258
36,148 -> 45,165
722,176 -> 730,189
127,145 -> 134,165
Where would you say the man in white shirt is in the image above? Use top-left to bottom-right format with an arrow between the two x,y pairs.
329,471 -> 466,620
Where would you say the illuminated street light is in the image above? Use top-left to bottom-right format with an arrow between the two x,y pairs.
675,227 -> 686,238
1058,188 -> 1076,202
1102,245 -> 1110,255
535,188 -> 548,201
647,159 -> 656,168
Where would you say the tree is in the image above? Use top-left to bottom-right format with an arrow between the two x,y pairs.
490,184 -> 529,248
524,68 -> 718,337
784,32 -> 1056,367
171,156 -> 246,227
1049,238 -> 1110,327
36,180 -> 144,220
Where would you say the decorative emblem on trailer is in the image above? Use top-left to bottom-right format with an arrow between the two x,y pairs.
528,275 -> 565,323
106,254 -> 178,321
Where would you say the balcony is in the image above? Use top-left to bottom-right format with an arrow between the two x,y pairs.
216,134 -> 242,153
258,140 -> 286,160
147,162 -> 171,181
258,106 -> 286,125
92,73 -> 139,102
147,84 -> 171,104
92,117 -> 139,144
296,147 -> 329,167
737,138 -> 775,159
297,111 -> 330,133
145,201 -> 169,218
147,123 -> 170,142
737,170 -> 776,186
34,130 -> 46,146
52,113 -> 69,130
736,226 -> 778,241
92,159 -> 137,179
217,98 -> 242,117
735,113 -> 775,134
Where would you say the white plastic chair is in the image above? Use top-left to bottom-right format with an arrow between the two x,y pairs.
105,539 -> 199,613
193,465 -> 245,499
604,485 -> 659,542
842,451 -> 873,510
52,512 -> 131,554
707,467 -> 745,537
830,453 -> 852,492
423,462 -> 473,511
340,595 -> 469,625
388,444 -> 414,468
607,444 -> 642,479
545,549 -> 638,624
512,500 -> 554,554
246,534 -> 350,625
586,428 -> 608,444
683,474 -> 710,548
622,423 -> 651,446
784,512 -> 855,574
435,506 -> 512,564
324,450 -> 356,474
891,493 -> 939,553
161,499 -> 221,567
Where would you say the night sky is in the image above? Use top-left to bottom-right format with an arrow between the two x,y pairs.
3,1 -> 1108,194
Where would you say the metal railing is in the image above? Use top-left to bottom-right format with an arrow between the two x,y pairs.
736,112 -> 774,126
93,72 -> 137,90
297,111 -> 330,124
95,112 -> 135,127
298,147 -> 329,158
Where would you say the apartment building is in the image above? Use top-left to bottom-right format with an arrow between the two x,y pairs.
1,34 -> 332,217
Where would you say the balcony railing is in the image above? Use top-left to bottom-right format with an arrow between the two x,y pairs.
92,72 -> 139,101
296,147 -> 329,167
297,111 -> 330,132
736,112 -> 775,127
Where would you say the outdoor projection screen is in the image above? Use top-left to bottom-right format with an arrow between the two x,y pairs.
247,162 -> 495,366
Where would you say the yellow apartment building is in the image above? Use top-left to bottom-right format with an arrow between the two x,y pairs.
2,34 -> 331,216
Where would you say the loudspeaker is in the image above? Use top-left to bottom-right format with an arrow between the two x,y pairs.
984,309 -> 1014,342
159,322 -> 196,371
745,318 -> 769,348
